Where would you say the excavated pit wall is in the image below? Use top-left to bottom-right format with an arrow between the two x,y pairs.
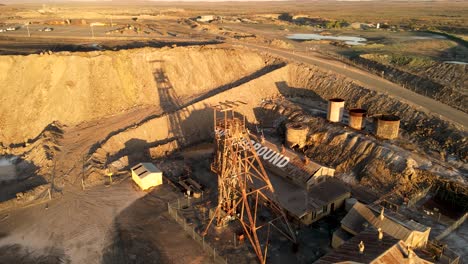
0,45 -> 271,145
286,64 -> 467,163
88,64 -> 292,182
89,62 -> 466,188
258,100 -> 465,194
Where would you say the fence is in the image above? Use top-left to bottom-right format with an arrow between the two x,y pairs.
435,212 -> 468,241
167,198 -> 228,264
426,240 -> 460,264
407,185 -> 432,208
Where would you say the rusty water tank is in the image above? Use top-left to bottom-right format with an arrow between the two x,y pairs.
375,115 -> 400,139
348,108 -> 367,130
327,98 -> 345,123
285,122 -> 309,149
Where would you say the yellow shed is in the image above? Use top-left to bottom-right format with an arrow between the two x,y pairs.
131,163 -> 163,190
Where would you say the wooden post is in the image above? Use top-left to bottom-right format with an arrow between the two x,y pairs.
82,153 -> 85,187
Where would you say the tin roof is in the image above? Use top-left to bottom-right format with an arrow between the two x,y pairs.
341,202 -> 429,240
267,171 -> 349,218
315,229 -> 432,264
250,134 -> 333,185
131,162 -> 162,180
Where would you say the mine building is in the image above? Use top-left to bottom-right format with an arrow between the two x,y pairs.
250,134 -> 335,190
316,229 -> 433,264
131,162 -> 163,190
334,201 -> 431,249
250,134 -> 350,225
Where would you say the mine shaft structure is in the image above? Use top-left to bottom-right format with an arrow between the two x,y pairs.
204,101 -> 296,264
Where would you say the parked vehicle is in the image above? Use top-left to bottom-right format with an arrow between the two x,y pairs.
38,27 -> 54,32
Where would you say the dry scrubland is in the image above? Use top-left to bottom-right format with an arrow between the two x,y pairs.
1,1 -> 467,31
349,38 -> 468,112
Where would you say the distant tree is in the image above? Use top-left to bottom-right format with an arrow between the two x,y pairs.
326,20 -> 349,29
132,17 -> 138,22
326,21 -> 336,29
338,20 -> 349,28
279,13 -> 293,22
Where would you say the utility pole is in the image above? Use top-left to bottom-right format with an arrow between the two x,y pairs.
90,25 -> 95,38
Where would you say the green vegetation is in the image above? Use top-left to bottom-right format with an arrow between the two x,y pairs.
278,13 -> 292,22
362,53 -> 434,68
325,20 -> 349,29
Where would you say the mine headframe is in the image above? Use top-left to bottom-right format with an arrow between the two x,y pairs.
203,100 -> 296,264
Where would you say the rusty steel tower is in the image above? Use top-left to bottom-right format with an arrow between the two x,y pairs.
203,101 -> 296,264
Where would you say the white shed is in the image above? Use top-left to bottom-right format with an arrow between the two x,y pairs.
131,163 -> 163,190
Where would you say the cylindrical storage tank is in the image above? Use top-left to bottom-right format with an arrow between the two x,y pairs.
285,122 -> 309,149
345,198 -> 358,212
375,115 -> 400,139
327,98 -> 345,123
348,108 -> 367,130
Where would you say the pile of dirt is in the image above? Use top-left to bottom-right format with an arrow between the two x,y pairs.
355,54 -> 467,113
0,45 -> 271,145
1,121 -> 63,179
3,45 -> 465,192
258,100 -> 464,195
285,63 -> 467,164
86,60 -> 466,189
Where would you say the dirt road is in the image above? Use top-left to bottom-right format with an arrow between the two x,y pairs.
0,181 -> 212,264
234,41 -> 468,129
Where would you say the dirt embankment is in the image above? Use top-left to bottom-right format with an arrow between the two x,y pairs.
87,63 -> 291,183
258,100 -> 464,195
0,45 -> 271,145
286,64 -> 467,164
1,45 -> 464,192
353,55 -> 468,113
87,61 -> 466,188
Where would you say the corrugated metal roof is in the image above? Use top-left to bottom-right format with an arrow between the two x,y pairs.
368,204 -> 428,232
341,202 -> 429,242
131,162 -> 161,180
250,134 -> 333,186
267,171 -> 349,218
308,178 -> 350,207
315,229 -> 432,264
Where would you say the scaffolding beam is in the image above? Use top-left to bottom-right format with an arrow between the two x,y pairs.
203,101 -> 296,264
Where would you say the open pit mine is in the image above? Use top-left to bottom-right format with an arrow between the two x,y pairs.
0,44 -> 466,264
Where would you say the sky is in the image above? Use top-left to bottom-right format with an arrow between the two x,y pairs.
2,0 -> 294,2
